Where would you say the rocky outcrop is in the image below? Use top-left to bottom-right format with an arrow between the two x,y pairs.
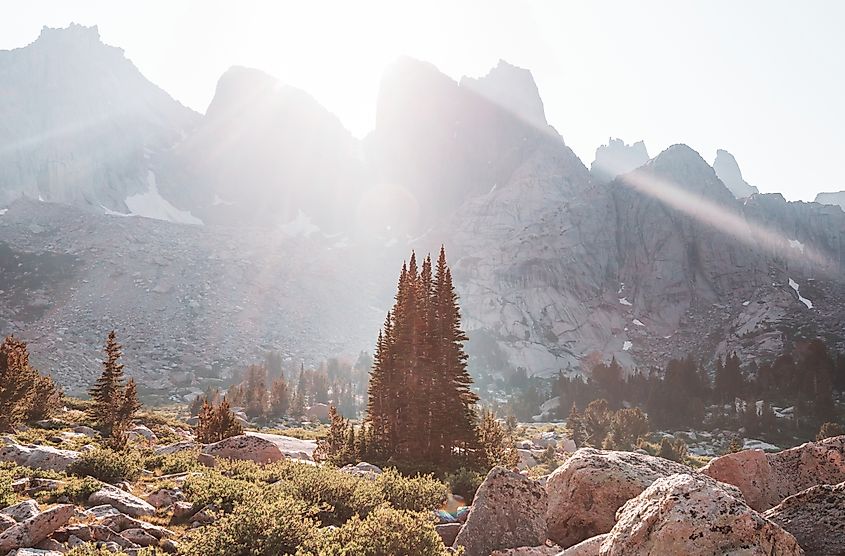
713,149 -> 758,198
590,138 -> 649,184
603,474 -> 802,555
763,481 -> 845,555
702,435 -> 845,511
460,60 -> 548,129
453,467 -> 548,556
203,434 -> 285,464
0,504 -> 74,552
1,500 -> 40,522
815,191 -> 845,211
0,442 -> 80,472
558,534 -> 608,555
88,486 -> 155,518
545,448 -> 741,547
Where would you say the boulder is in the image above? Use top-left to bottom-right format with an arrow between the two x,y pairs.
244,432 -> 317,461
171,501 -> 195,520
339,462 -> 383,479
9,549 -> 64,556
88,485 -> 155,517
763,481 -> 845,556
603,474 -> 802,555
0,443 -> 80,472
72,425 -> 99,438
545,448 -> 731,548
453,466 -> 547,556
99,513 -> 175,539
85,505 -> 122,519
120,527 -> 159,547
145,488 -> 184,509
202,434 -> 285,464
0,504 -> 74,552
491,546 -> 561,555
154,440 -> 197,456
559,534 -> 609,556
127,424 -> 158,444
305,403 -> 330,422
702,435 -> 845,511
435,523 -> 462,546
517,449 -> 538,470
1,500 -> 40,522
0,514 -> 16,532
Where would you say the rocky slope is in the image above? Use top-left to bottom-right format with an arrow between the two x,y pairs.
1,25 -> 845,387
815,190 -> 845,211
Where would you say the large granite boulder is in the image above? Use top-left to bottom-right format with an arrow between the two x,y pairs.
0,442 -> 80,472
0,504 -> 74,552
453,466 -> 547,556
763,481 -> 845,556
603,474 -> 802,555
702,435 -> 845,511
545,448 -> 739,547
202,433 -> 318,464
88,485 -> 155,518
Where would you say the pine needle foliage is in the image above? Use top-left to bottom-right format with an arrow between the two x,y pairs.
87,331 -> 141,448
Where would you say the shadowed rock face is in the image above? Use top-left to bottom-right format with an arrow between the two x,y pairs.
815,191 -> 845,211
764,481 -> 845,556
713,149 -> 758,199
591,138 -> 649,184
0,24 -> 198,210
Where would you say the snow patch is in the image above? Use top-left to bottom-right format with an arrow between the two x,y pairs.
100,205 -> 131,217
788,278 -> 813,309
787,239 -> 805,253
0,208 -> 7,216
617,282 -> 625,294
279,209 -> 319,238
622,340 -> 632,351
125,171 -> 204,225
212,194 -> 233,206
619,297 -> 632,306
742,300 -> 751,306
632,319 -> 645,327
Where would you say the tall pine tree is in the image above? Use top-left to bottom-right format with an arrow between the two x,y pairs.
88,331 -> 141,448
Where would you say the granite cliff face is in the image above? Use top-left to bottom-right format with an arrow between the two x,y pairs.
815,191 -> 845,211
1,26 -> 844,390
0,25 -> 198,212
713,149 -> 759,199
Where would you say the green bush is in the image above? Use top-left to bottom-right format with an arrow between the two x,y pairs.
0,470 -> 15,507
44,475 -> 103,505
68,448 -> 141,483
142,448 -> 202,475
300,504 -> 449,556
183,471 -> 261,513
375,468 -> 448,511
445,467 -> 484,504
178,496 -> 317,556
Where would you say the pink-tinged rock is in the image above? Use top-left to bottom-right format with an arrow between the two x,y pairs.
603,474 -> 802,556
0,504 -> 74,551
559,534 -> 608,556
702,435 -> 845,511
763,480 -> 845,556
203,434 -> 285,464
545,448 -> 741,548
1,499 -> 40,522
88,485 -> 155,517
0,513 -> 16,532
453,467 -> 548,556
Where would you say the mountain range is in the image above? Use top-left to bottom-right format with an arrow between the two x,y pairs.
1,25 -> 844,399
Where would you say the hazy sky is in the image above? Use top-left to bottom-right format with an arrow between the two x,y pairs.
4,1 -> 844,201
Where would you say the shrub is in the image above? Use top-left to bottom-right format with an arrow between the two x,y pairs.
68,448 -> 141,483
816,421 -> 845,441
183,471 -> 261,513
44,475 -> 103,504
143,448 -> 202,475
301,504 -> 449,556
658,437 -> 688,463
0,470 -> 15,507
445,467 -> 484,503
195,396 -> 243,443
178,496 -> 317,556
375,468 -> 448,511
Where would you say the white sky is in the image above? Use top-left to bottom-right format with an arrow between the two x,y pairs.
4,0 -> 844,200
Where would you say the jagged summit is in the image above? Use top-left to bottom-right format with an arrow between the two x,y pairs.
815,191 -> 845,211
591,138 -> 650,184
713,149 -> 759,199
35,23 -> 102,45
460,59 -> 548,129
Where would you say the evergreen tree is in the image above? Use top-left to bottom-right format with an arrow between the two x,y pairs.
195,396 -> 243,443
365,247 -> 480,468
87,331 -> 140,448
0,336 -> 38,432
583,399 -> 612,447
26,373 -> 62,422
268,377 -> 290,418
564,402 -> 585,448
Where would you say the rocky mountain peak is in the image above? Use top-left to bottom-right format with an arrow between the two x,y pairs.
459,59 -> 547,128
713,149 -> 759,199
35,23 -> 102,46
590,138 -> 650,183
814,191 -> 845,212
644,144 -> 737,203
